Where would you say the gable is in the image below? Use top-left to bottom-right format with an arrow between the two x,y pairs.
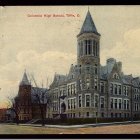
107,63 -> 123,83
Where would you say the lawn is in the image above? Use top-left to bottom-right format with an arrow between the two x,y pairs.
0,123 -> 140,134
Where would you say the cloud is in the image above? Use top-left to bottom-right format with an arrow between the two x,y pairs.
0,50 -> 76,107
101,28 -> 140,76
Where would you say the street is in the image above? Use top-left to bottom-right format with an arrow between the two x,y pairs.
0,123 -> 140,134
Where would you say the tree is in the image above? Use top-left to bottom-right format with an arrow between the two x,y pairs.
7,96 -> 20,125
30,74 -> 52,126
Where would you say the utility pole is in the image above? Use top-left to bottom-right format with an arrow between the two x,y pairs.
131,78 -> 133,123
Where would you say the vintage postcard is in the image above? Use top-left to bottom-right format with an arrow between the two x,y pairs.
0,6 -> 140,136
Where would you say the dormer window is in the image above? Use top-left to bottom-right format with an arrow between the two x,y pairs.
113,73 -> 119,79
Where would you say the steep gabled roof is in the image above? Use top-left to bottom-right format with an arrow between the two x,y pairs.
78,10 -> 100,36
20,71 -> 30,86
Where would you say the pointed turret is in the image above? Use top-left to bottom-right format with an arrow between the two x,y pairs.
20,70 -> 30,86
78,10 -> 100,36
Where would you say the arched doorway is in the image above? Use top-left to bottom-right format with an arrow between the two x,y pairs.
61,102 -> 66,114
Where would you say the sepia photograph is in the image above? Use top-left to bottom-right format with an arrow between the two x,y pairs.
0,6 -> 140,135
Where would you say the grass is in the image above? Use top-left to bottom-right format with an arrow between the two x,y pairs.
0,123 -> 140,134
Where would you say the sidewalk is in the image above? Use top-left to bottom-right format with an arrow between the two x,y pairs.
3,120 -> 140,128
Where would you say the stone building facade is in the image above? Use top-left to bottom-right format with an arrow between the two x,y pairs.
48,10 -> 140,119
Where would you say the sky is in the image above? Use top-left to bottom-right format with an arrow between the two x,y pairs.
0,6 -> 140,108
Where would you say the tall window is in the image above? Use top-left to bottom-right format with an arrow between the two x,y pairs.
95,65 -> 98,75
94,78 -> 98,91
124,86 -> 126,96
85,40 -> 88,55
71,84 -> 73,95
79,65 -> 81,74
126,87 -> 129,96
100,82 -> 104,93
114,84 -> 117,95
119,99 -> 122,109
79,95 -> 82,107
115,99 -> 117,109
86,66 -> 90,74
71,99 -> 73,109
95,95 -> 98,107
68,100 -> 70,109
86,78 -> 90,89
111,98 -> 113,109
118,85 -> 121,95
127,100 -> 129,110
95,42 -> 97,56
124,100 -> 126,110
87,40 -> 92,55
80,41 -> 83,56
101,97 -> 104,108
73,84 -> 76,95
85,95 -> 90,107
110,83 -> 113,94
74,98 -> 76,109
92,40 -> 95,56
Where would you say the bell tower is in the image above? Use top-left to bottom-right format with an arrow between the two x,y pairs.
77,10 -> 101,66
77,10 -> 101,117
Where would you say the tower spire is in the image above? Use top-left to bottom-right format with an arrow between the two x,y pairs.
20,70 -> 31,86
78,10 -> 100,36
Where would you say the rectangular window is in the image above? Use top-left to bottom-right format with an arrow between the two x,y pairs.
100,82 -> 104,93
86,112 -> 89,117
73,84 -> 76,94
95,67 -> 98,75
115,84 -> 117,95
95,95 -> 98,107
86,78 -> 90,89
101,97 -> 104,108
85,40 -> 88,55
110,83 -> 113,94
101,112 -> 104,118
118,85 -> 121,95
124,100 -> 126,110
68,100 -> 70,109
79,95 -> 82,107
124,86 -> 126,96
115,99 -> 117,109
119,99 -> 122,109
127,100 -> 129,110
126,87 -> 129,96
87,40 -> 92,55
71,99 -> 73,109
95,42 -> 97,56
70,85 -> 73,95
74,98 -> 76,109
111,113 -> 113,118
111,98 -> 113,109
86,95 -> 90,107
